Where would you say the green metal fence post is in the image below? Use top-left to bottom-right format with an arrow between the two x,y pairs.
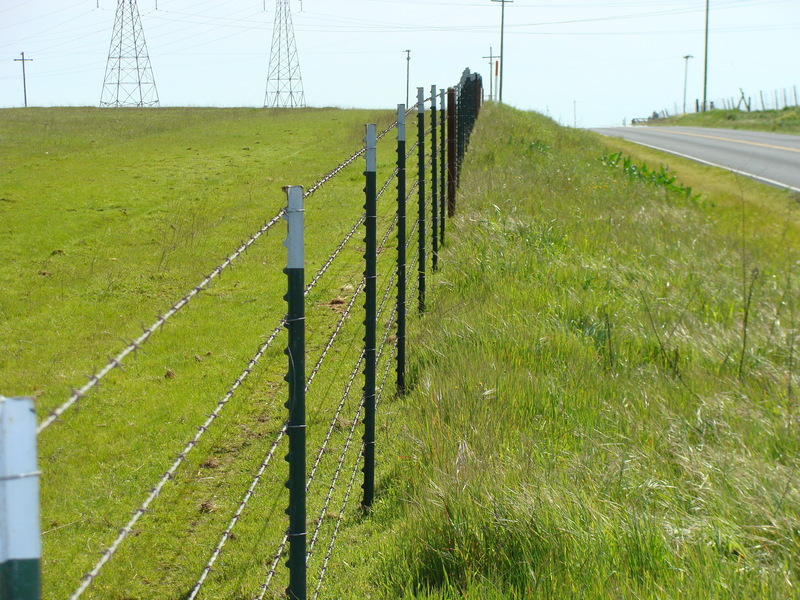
283,185 -> 306,600
430,84 -> 439,272
0,397 -> 40,600
447,87 -> 457,218
361,123 -> 378,508
439,88 -> 446,245
395,105 -> 407,397
457,82 -> 464,178
416,87 -> 426,313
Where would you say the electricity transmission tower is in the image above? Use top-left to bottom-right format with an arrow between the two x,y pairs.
264,0 -> 306,108
100,0 -> 159,107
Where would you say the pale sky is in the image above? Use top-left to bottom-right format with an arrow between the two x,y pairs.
1,0 -> 798,126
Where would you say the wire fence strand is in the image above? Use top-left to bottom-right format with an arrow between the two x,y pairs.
68,321 -> 285,600
38,212 -> 285,434
186,421 -> 289,600
311,442 -> 362,600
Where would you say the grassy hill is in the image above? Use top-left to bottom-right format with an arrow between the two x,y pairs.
654,106 -> 800,134
3,104 -> 800,598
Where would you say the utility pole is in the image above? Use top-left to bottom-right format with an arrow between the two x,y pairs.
14,53 -> 33,107
702,0 -> 709,111
404,49 -> 411,109
482,47 -> 499,102
573,100 -> 577,128
682,54 -> 693,113
491,0 -> 512,104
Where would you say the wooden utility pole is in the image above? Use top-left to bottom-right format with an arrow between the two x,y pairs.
404,49 -> 411,109
702,0 -> 709,111
491,0 -> 512,103
682,54 -> 692,113
14,52 -> 33,107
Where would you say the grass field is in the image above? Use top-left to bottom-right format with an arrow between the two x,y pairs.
655,106 -> 800,134
3,103 -> 800,599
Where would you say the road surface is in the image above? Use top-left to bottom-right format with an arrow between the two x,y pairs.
592,126 -> 800,193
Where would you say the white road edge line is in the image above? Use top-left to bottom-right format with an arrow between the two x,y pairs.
607,137 -> 800,194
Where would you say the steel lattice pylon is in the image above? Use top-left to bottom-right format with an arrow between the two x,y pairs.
264,0 -> 305,108
100,0 -> 159,108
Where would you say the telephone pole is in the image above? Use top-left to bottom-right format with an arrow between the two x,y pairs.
702,0 -> 709,111
14,52 -> 33,107
404,49 -> 411,108
682,54 -> 693,113
491,0 -> 512,103
482,47 -> 499,102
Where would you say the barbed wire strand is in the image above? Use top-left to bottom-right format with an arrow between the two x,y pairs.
305,213 -> 365,297
259,328 -> 369,596
185,121 -> 416,597
310,439 -> 363,600
304,165 -> 397,298
265,118 -> 430,596
305,279 -> 365,395
307,395 -> 363,561
257,217 -> 411,598
257,345 -> 365,600
307,340 -> 365,488
188,276 -> 367,598
37,211 -> 285,434
307,279 -> 402,597
67,321 -> 284,600
306,267 -> 399,570
258,530 -> 289,600
186,420 -> 289,600
301,118 -> 396,201
63,114 -> 414,598
308,283 -> 403,598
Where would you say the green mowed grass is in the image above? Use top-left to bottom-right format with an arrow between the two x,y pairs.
1,106 -> 404,598
318,104 -> 800,599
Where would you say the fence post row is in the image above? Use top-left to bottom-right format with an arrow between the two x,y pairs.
361,123 -> 378,509
283,185 -> 307,600
0,397 -> 40,600
396,105 -> 407,397
1,73 -> 486,600
416,87 -> 427,314
458,68 -> 483,159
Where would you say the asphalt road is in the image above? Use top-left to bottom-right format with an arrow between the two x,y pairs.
592,126 -> 800,193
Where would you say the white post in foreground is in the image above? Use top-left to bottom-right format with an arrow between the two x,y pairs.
0,396 -> 41,600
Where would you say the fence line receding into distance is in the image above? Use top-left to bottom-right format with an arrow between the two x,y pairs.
3,68 -> 484,600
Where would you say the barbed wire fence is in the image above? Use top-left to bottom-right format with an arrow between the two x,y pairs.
1,69 -> 483,600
